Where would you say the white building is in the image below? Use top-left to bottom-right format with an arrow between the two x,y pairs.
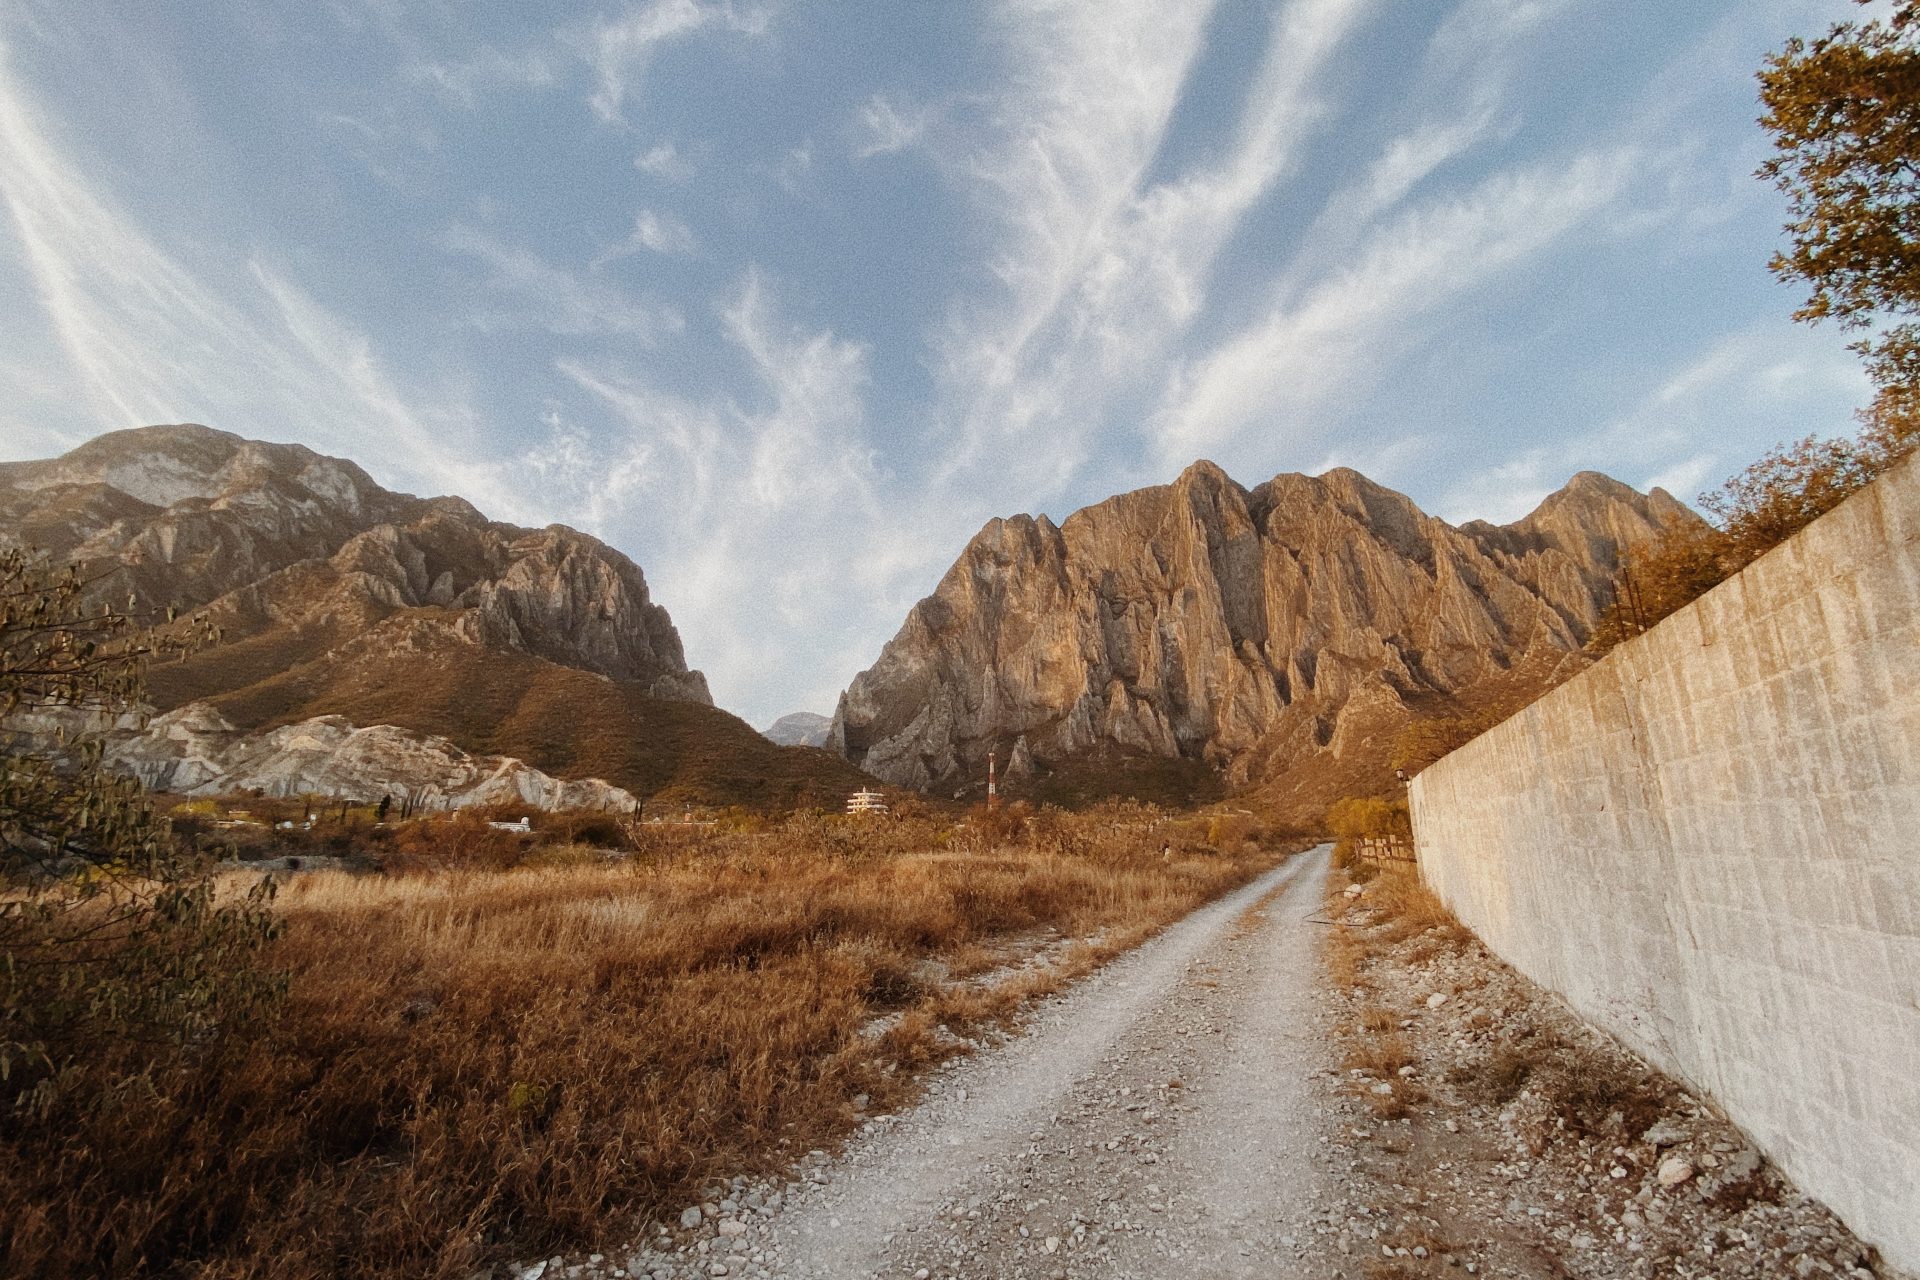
846,789 -> 889,815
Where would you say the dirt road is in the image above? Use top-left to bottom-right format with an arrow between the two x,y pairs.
731,844 -> 1358,1280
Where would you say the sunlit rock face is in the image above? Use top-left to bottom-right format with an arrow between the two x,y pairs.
832,460 -> 1697,796
0,423 -> 710,703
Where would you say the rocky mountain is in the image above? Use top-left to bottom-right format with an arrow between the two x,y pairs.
0,424 -> 708,700
107,705 -> 641,812
2,425 -> 873,809
763,712 -> 832,748
832,461 -> 1698,816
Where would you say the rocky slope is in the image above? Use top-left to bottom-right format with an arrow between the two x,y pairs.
0,424 -> 708,700
104,704 -> 640,812
832,461 -> 1697,812
763,712 -> 832,748
2,425 -> 871,809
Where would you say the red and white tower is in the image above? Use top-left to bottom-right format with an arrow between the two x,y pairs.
987,748 -> 1000,811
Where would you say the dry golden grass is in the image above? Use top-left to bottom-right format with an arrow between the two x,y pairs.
1323,866 -> 1453,1122
1328,863 -> 1673,1142
1365,868 -> 1469,948
0,817 -> 1295,1280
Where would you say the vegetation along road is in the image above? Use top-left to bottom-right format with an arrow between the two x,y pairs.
616,843 -> 1370,1280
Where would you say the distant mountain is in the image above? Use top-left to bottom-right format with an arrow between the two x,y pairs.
832,460 -> 1700,818
763,712 -> 832,748
1,425 -> 875,810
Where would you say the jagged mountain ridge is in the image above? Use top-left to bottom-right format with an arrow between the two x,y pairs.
0,424 -> 708,700
1,425 -> 874,809
831,460 -> 1698,812
763,712 -> 833,748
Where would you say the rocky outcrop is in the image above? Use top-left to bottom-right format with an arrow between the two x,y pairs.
763,712 -> 832,748
0,424 -> 709,702
832,461 -> 1698,800
106,703 -> 639,811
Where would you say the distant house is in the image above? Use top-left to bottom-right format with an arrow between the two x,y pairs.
846,789 -> 889,815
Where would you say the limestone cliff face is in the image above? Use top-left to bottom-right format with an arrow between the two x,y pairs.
0,424 -> 709,702
832,461 -> 1696,796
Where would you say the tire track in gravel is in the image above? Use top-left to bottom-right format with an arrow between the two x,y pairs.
741,843 -> 1348,1280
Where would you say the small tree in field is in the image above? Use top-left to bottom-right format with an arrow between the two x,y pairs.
0,550 -> 279,1116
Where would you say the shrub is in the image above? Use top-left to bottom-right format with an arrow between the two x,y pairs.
384,812 -> 528,872
1593,415 -> 1919,653
1,820 -> 1294,1277
1326,795 -> 1410,869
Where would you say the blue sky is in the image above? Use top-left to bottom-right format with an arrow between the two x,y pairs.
0,0 -> 1878,727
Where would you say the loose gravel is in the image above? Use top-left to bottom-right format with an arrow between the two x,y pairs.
564,844 -> 1375,1280
501,845 -> 1904,1280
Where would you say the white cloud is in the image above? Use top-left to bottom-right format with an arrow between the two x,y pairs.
1355,106 -> 1498,220
932,0 -> 1378,491
578,0 -> 769,126
407,46 -> 555,107
0,41 -> 485,497
598,208 -> 699,261
635,208 -> 698,255
1151,148 -> 1634,466
1601,321 -> 1867,470
1432,321 -> 1868,525
775,139 -> 814,194
1643,454 -> 1716,505
447,223 -> 682,337
1435,450 -> 1554,526
634,139 -> 691,179
853,93 -> 931,159
557,269 -> 903,715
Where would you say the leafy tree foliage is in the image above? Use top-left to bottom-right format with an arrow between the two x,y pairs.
1590,415 -> 1916,652
1582,11 -> 1920,654
1325,795 -> 1410,842
0,549 -> 279,1115
1761,0 -> 1920,416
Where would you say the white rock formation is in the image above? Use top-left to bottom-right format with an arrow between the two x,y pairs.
106,703 -> 638,811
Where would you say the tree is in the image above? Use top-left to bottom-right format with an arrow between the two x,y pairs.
1,550 -> 278,1115
1582,9 -> 1920,656
1589,520 -> 1733,651
1760,0 -> 1920,421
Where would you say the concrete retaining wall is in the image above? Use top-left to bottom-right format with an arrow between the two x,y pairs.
1410,450 -> 1920,1272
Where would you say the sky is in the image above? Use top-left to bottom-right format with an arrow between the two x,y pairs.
0,0 -> 1882,728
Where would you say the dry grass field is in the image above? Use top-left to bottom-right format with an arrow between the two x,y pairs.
0,806 -> 1299,1280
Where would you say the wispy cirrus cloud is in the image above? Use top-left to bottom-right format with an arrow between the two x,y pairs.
0,39 -> 485,498
578,0 -> 770,126
932,0 -> 1379,490
853,93 -> 933,159
634,139 -> 691,179
596,208 -> 700,263
559,269 -> 896,715
447,224 -> 683,338
393,1 -> 772,127
1152,148 -> 1635,467
407,45 -> 556,107
1429,318 -> 1868,525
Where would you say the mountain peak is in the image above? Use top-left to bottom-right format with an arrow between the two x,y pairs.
2,421 -> 713,701
834,459 -> 1691,813
763,711 -> 832,748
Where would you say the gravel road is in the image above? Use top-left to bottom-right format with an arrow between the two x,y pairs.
682,843 -> 1353,1280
